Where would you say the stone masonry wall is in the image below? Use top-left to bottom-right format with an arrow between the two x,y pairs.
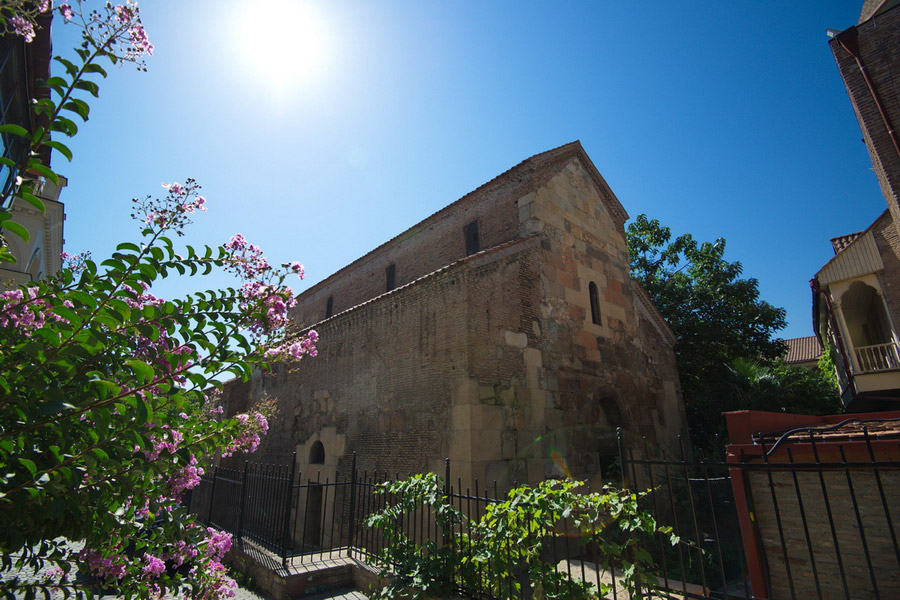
220,144 -> 687,492
514,157 -> 687,482
222,237 -> 546,487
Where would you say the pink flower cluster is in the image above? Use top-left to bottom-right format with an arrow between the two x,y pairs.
224,234 -> 271,280
134,179 -> 204,235
239,281 -> 297,335
114,2 -> 134,23
167,454 -> 204,499
266,330 -> 318,361
78,546 -> 127,580
145,425 -> 183,461
142,553 -> 166,578
163,539 -> 199,568
10,15 -> 35,42
197,560 -> 237,600
0,287 -> 72,335
60,250 -> 92,273
221,411 -> 268,457
205,528 -> 232,560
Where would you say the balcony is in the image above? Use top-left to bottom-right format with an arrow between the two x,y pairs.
854,341 -> 900,373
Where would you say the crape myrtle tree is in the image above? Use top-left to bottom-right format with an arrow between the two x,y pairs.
0,2 -> 318,598
626,215 -> 791,446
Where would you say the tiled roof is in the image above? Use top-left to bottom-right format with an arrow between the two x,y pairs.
830,231 -> 864,253
753,417 -> 900,446
783,336 -> 822,364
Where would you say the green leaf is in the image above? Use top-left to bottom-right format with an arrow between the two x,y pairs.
17,192 -> 45,212
52,56 -> 79,77
116,242 -> 141,253
43,140 -> 73,162
44,76 -> 68,88
61,99 -> 90,121
17,458 -> 37,478
32,98 -> 56,117
73,79 -> 100,98
50,116 -> 78,138
24,162 -> 59,185
82,62 -> 108,78
2,220 -> 29,242
0,123 -> 28,137
125,359 -> 155,384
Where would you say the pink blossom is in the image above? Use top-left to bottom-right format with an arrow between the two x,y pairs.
78,547 -> 127,580
128,23 -> 154,56
114,4 -> 134,23
205,528 -> 232,560
59,4 -> 73,20
10,16 -> 35,42
289,261 -> 305,279
142,553 -> 166,578
162,181 -> 185,196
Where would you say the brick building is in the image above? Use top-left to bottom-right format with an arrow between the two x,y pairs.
0,15 -> 66,286
222,141 -> 688,488
812,1 -> 900,410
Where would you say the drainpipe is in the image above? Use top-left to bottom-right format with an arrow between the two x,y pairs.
834,26 -> 900,171
811,279 -> 857,405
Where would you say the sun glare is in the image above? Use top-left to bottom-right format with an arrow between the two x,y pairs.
229,2 -> 331,96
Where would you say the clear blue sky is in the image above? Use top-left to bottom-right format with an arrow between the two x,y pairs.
52,1 -> 882,341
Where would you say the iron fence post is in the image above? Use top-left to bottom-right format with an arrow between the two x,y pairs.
443,458 -> 453,589
347,451 -> 358,555
206,465 -> 218,527
282,451 -> 297,567
237,460 -> 249,546
616,427 -> 626,488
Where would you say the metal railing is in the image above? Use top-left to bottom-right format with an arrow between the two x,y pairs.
184,434 -> 900,600
854,341 -> 900,372
619,435 -> 750,599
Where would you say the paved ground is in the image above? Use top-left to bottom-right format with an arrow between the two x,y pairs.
227,584 -> 368,600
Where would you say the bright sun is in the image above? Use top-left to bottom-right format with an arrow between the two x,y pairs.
229,2 -> 331,96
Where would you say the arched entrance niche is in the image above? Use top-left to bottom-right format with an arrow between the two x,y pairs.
309,440 -> 325,465
840,280 -> 899,371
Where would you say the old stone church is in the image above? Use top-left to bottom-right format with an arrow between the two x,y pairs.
222,141 -> 688,488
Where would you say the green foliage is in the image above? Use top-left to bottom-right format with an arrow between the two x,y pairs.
627,214 -> 789,446
0,204 -> 303,597
817,337 -> 841,393
727,358 -> 842,416
364,473 -> 461,600
0,4 -> 314,597
365,475 -> 678,600
1,0 -> 147,257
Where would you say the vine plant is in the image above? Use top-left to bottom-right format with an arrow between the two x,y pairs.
366,475 -> 678,600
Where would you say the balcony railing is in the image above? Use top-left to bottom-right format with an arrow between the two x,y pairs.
854,341 -> 900,372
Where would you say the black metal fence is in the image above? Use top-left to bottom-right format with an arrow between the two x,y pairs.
184,431 -> 900,600
618,436 -> 751,599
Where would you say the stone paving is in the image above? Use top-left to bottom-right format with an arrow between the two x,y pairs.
223,584 -> 368,600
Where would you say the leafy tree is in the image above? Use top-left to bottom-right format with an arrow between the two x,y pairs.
727,358 -> 842,416
0,3 -> 318,598
626,214 -> 788,445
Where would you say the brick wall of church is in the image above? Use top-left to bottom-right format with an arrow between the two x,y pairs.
291,159 -> 575,328
220,145 -> 687,488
